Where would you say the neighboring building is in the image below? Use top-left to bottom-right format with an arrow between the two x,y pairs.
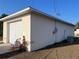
0,7 -> 74,52
74,29 -> 79,37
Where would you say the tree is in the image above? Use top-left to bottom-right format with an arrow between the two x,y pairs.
75,22 -> 79,29
0,13 -> 8,19
0,13 -> 8,36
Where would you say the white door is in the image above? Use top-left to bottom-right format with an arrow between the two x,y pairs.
9,20 -> 23,44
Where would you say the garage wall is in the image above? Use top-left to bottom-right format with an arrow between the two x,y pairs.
31,13 -> 74,51
31,13 -> 56,51
55,21 -> 74,42
3,14 -> 31,51
22,14 -> 31,52
3,22 -> 8,43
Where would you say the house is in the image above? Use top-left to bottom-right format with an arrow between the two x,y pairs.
0,7 -> 74,52
74,29 -> 79,37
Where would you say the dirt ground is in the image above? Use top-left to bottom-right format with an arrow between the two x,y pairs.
1,41 -> 79,59
8,45 -> 79,59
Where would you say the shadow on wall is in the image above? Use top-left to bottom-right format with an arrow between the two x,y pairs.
36,37 -> 79,51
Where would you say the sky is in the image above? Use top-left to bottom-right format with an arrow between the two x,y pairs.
0,0 -> 79,24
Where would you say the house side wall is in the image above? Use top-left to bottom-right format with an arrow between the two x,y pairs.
31,13 -> 74,51
3,14 -> 31,52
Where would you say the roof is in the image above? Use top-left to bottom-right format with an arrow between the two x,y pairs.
0,7 -> 74,27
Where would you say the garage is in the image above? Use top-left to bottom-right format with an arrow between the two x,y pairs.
1,7 -> 74,52
8,20 -> 23,44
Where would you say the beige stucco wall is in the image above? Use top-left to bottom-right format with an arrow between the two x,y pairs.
3,14 -> 31,52
31,13 -> 74,51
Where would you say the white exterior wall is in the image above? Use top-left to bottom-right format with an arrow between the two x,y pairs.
55,21 -> 74,42
31,13 -> 74,51
74,29 -> 79,37
3,14 -> 31,52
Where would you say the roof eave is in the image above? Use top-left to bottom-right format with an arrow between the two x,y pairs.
31,9 -> 75,27
0,7 -> 31,21
0,7 -> 74,27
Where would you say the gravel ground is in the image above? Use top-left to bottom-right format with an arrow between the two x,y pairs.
1,41 -> 79,59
